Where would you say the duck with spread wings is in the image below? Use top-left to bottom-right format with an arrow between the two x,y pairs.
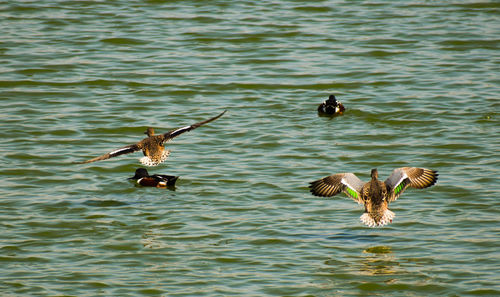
309,167 -> 438,227
77,110 -> 226,166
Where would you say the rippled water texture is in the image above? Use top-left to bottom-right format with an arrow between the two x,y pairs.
1,1 -> 499,296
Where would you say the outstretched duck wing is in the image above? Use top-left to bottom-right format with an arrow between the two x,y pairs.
309,173 -> 365,204
162,110 -> 226,141
76,144 -> 141,164
385,167 -> 438,202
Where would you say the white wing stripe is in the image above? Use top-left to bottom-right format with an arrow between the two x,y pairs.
394,174 -> 407,188
110,147 -> 132,155
171,125 -> 191,135
341,177 -> 362,204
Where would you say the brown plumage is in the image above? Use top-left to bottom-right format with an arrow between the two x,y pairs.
309,167 -> 438,227
77,110 -> 226,166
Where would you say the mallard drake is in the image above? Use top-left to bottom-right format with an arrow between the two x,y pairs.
77,110 -> 226,166
309,167 -> 438,227
128,168 -> 179,188
317,94 -> 345,116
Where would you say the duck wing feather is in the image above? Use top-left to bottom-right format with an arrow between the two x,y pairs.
385,167 -> 438,202
162,110 -> 226,142
77,144 -> 141,164
309,173 -> 365,204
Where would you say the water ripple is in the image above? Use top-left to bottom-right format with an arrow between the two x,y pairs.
0,1 -> 499,296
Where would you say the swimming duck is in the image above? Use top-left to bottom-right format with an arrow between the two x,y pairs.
309,167 -> 438,227
128,168 -> 178,188
77,110 -> 226,166
317,94 -> 345,116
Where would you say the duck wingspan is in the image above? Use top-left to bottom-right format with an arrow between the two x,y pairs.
162,110 -> 227,141
77,144 -> 141,164
309,173 -> 364,204
385,167 -> 438,202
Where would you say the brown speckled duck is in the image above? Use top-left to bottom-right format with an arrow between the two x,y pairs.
77,110 -> 226,166
309,167 -> 438,227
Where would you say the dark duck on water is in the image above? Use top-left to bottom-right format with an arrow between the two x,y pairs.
128,168 -> 179,188
317,94 -> 345,116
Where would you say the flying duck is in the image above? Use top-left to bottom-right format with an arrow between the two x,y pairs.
309,167 -> 438,227
77,110 -> 226,166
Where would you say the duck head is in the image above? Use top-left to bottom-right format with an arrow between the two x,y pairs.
144,127 -> 155,137
129,168 -> 150,180
326,94 -> 337,105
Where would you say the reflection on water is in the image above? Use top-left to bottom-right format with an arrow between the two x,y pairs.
360,246 -> 399,277
142,228 -> 163,249
319,245 -> 400,292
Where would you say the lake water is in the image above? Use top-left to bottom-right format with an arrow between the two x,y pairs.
1,1 -> 499,296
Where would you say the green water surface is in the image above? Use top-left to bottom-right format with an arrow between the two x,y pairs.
1,1 -> 499,296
